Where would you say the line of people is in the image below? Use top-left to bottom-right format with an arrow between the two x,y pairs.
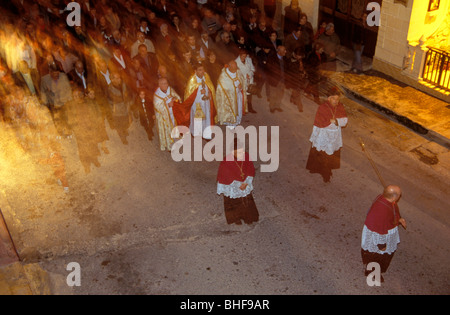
0,0 -> 343,184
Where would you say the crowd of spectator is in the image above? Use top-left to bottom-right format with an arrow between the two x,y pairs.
0,0 -> 343,180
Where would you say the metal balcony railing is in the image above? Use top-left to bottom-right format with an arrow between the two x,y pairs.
422,47 -> 450,92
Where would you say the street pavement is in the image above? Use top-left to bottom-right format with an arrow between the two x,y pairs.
0,66 -> 449,295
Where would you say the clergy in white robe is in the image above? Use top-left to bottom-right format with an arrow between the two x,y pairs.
216,61 -> 247,128
153,78 -> 182,151
178,63 -> 216,140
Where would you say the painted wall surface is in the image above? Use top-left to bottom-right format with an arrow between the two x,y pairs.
374,0 -> 413,67
408,0 -> 450,44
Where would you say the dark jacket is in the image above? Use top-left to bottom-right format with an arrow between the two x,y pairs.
266,53 -> 287,87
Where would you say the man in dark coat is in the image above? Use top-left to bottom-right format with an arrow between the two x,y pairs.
266,45 -> 287,113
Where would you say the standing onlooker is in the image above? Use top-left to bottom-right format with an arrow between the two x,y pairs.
285,46 -> 307,112
361,185 -> 407,283
284,25 -> 304,59
304,42 -> 326,104
107,72 -> 132,145
130,31 -> 156,58
266,45 -> 287,113
299,13 -> 314,57
283,0 -> 301,40
255,44 -> 273,101
316,23 -> 341,71
264,0 -> 277,23
203,50 -> 222,87
351,12 -> 369,74
40,65 -> 73,137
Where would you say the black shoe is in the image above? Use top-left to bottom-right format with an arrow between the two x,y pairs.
275,108 -> 283,112
249,108 -> 257,113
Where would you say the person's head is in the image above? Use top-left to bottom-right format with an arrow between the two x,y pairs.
137,31 -> 146,42
292,46 -> 305,60
160,23 -> 169,34
300,13 -> 308,25
97,59 -> 108,73
239,50 -> 248,63
140,18 -> 148,28
187,34 -> 196,47
75,61 -> 84,74
194,63 -> 205,78
201,32 -> 209,42
325,23 -> 335,35
222,22 -> 231,32
277,45 -> 286,57
228,60 -> 238,73
113,47 -> 122,57
138,89 -> 146,99
262,44 -> 271,54
111,72 -> 122,87
132,58 -> 141,70
291,0 -> 299,9
258,19 -> 267,30
87,87 -> 95,100
75,26 -> 84,36
182,49 -> 192,61
112,29 -> 121,41
293,26 -> 302,38
221,31 -> 231,44
269,31 -> 277,42
207,50 -> 216,63
191,18 -> 199,29
158,65 -> 168,77
230,20 -> 238,31
49,66 -> 60,80
327,87 -> 342,106
158,77 -> 169,92
383,185 -> 402,203
138,44 -> 148,57
204,8 -> 213,18
172,15 -> 180,25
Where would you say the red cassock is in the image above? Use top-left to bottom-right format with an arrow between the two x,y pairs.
217,153 -> 255,185
313,101 -> 347,128
364,195 -> 401,235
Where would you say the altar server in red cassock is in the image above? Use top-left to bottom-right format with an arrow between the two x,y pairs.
217,139 -> 259,225
306,87 -> 347,182
361,185 -> 407,282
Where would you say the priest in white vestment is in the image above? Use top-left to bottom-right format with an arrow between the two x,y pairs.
153,77 -> 182,151
216,60 -> 247,129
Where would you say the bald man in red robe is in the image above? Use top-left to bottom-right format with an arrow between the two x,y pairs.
361,185 -> 407,282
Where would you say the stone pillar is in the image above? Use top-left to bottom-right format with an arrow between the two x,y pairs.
403,40 -> 429,81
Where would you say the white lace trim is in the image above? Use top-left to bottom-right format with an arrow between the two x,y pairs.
361,225 -> 400,255
217,176 -> 254,198
309,123 -> 345,155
